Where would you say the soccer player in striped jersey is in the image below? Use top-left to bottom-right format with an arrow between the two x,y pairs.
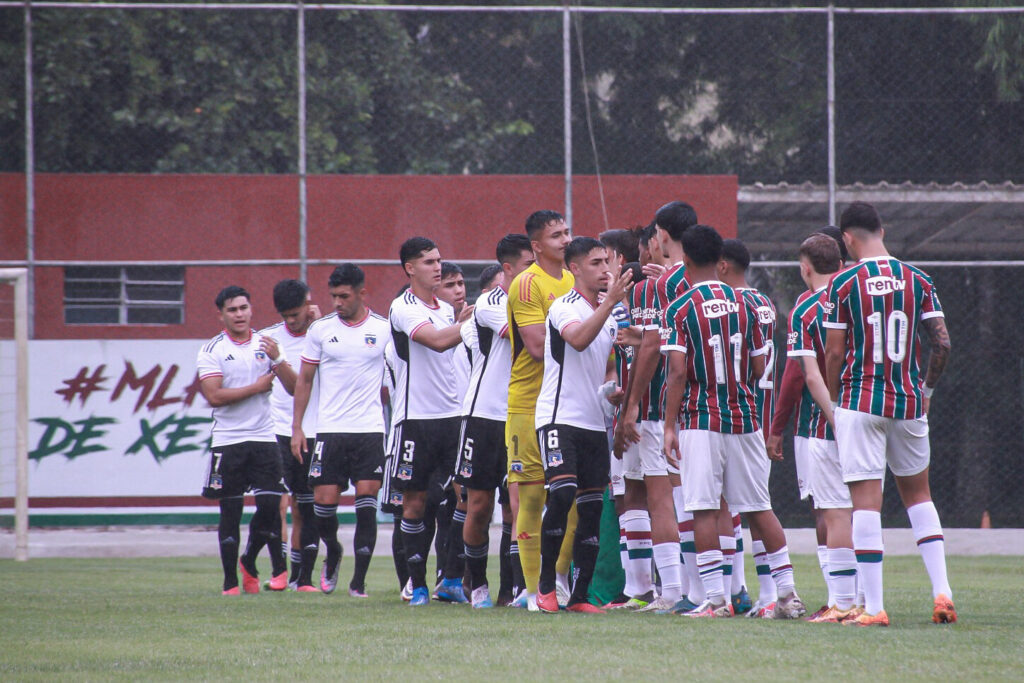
824,202 -> 955,627
197,286 -> 291,595
786,234 -> 859,623
388,237 -> 475,606
291,264 -> 390,596
768,226 -> 850,617
716,238 -> 777,615
259,279 -> 320,590
456,234 -> 535,608
535,237 -> 634,614
662,225 -> 806,619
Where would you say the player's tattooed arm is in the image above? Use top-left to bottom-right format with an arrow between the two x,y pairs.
921,316 -> 951,389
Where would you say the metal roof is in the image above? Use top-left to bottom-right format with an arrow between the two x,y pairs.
738,182 -> 1024,259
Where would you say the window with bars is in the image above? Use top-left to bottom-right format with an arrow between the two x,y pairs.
63,266 -> 185,325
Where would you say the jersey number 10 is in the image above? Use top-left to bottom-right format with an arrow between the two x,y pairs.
866,310 -> 909,364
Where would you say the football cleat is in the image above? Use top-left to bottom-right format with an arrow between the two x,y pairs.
409,587 -> 430,606
773,592 -> 808,619
401,578 -> 413,602
267,571 -> 289,592
496,590 -> 515,607
602,592 -> 632,609
807,605 -> 857,623
932,594 -> 957,624
555,573 -> 572,608
805,605 -> 830,621
471,585 -> 494,609
296,584 -> 320,593
238,559 -> 260,594
636,596 -> 677,614
222,586 -> 241,596
287,580 -> 298,592
685,599 -> 735,618
509,589 -> 530,609
566,601 -> 606,614
746,599 -> 776,619
670,596 -> 701,615
435,578 -> 469,604
843,609 -> 889,627
731,587 -> 753,614
536,591 -> 559,613
320,556 -> 340,594
348,587 -> 369,598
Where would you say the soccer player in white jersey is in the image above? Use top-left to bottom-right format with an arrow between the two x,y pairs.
291,264 -> 390,596
824,202 -> 955,627
258,280 -> 320,590
197,285 -> 292,595
535,237 -> 633,614
389,237 -> 474,606
455,234 -> 536,608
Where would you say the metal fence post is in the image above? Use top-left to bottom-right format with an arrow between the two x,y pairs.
23,0 -> 34,338
563,2 -> 572,229
297,1 -> 308,283
827,4 -> 837,226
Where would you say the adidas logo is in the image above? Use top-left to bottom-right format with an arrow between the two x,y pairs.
548,293 -> 555,300
409,553 -> 423,562
373,466 -> 383,473
328,336 -> 339,343
225,354 -> 235,361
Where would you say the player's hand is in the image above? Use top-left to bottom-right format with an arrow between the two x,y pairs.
254,372 -> 275,393
260,337 -> 281,361
766,433 -> 784,462
457,304 -> 475,324
642,263 -> 666,280
922,396 -> 930,415
307,302 -> 322,321
606,269 -> 634,304
616,325 -> 642,347
290,428 -> 307,463
605,385 -> 625,407
663,426 -> 680,468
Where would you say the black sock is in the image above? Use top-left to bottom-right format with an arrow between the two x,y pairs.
218,497 -> 243,590
499,522 -> 513,596
391,515 -> 408,588
465,540 -> 489,591
444,508 -> 467,581
510,540 -> 524,596
568,491 -> 603,605
539,478 -> 577,595
434,500 -> 451,583
314,503 -> 341,574
351,495 -> 378,592
288,547 -> 302,583
254,494 -> 287,576
241,513 -> 264,575
401,516 -> 429,590
292,501 -> 316,583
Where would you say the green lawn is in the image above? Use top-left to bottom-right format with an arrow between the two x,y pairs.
1,555 -> 1020,680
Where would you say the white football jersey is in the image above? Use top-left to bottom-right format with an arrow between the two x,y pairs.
196,329 -> 276,447
535,290 -> 617,432
259,321 -> 318,437
301,310 -> 390,433
462,286 -> 512,422
388,290 -> 461,421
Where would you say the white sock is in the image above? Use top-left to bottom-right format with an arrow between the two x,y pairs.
731,514 -> 746,595
817,544 -> 833,607
696,549 -> 726,603
617,517 -> 633,597
827,546 -> 857,611
653,542 -> 683,604
678,511 -> 704,603
752,539 -> 776,603
907,501 -> 952,599
719,534 -> 736,591
673,487 -> 690,595
852,509 -> 885,615
622,509 -> 654,597
766,545 -> 796,599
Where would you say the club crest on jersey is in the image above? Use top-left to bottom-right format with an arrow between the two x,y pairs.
865,276 -> 906,296
389,492 -> 403,506
254,350 -> 267,361
546,450 -> 563,467
364,333 -> 377,347
510,461 -> 524,473
702,300 -> 740,318
756,306 -> 775,324
397,464 -> 413,481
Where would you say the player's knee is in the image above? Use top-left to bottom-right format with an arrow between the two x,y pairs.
574,489 -> 604,538
547,477 -> 578,513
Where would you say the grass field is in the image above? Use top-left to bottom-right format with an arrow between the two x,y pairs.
1,554 -> 1020,680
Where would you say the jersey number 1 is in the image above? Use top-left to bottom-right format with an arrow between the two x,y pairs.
708,332 -> 743,385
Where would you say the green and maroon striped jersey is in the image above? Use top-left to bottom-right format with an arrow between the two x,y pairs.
823,256 -> 943,419
785,289 -> 818,438
661,281 -> 768,434
737,287 -> 777,437
787,287 -> 834,440
629,278 -> 664,422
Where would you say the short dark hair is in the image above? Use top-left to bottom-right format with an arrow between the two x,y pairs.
799,234 -> 842,275
680,224 -> 723,267
623,262 -> 644,286
720,239 -> 751,271
272,279 -> 309,313
599,228 -> 640,264
215,285 -> 249,310
441,262 -> 463,279
525,210 -> 564,239
839,202 -> 882,233
655,201 -> 698,242
639,220 -> 657,247
399,236 -> 437,267
564,236 -> 606,266
479,263 -> 503,291
496,233 -> 533,264
328,263 -> 365,289
815,225 -> 849,263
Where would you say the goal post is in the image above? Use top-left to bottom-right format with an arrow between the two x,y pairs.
0,268 -> 29,561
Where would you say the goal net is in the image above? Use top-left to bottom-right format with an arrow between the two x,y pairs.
0,269 -> 28,560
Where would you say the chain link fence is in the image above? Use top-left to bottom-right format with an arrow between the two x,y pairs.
1,2 -> 1023,528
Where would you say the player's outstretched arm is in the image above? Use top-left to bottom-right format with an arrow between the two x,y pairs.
199,373 -> 273,408
824,328 -> 846,403
411,321 -> 466,352
560,270 -> 633,352
291,361 -> 317,462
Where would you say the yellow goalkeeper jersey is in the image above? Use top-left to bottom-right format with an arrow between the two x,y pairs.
506,262 -> 575,414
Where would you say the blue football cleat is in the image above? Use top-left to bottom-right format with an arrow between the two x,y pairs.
409,587 -> 431,606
